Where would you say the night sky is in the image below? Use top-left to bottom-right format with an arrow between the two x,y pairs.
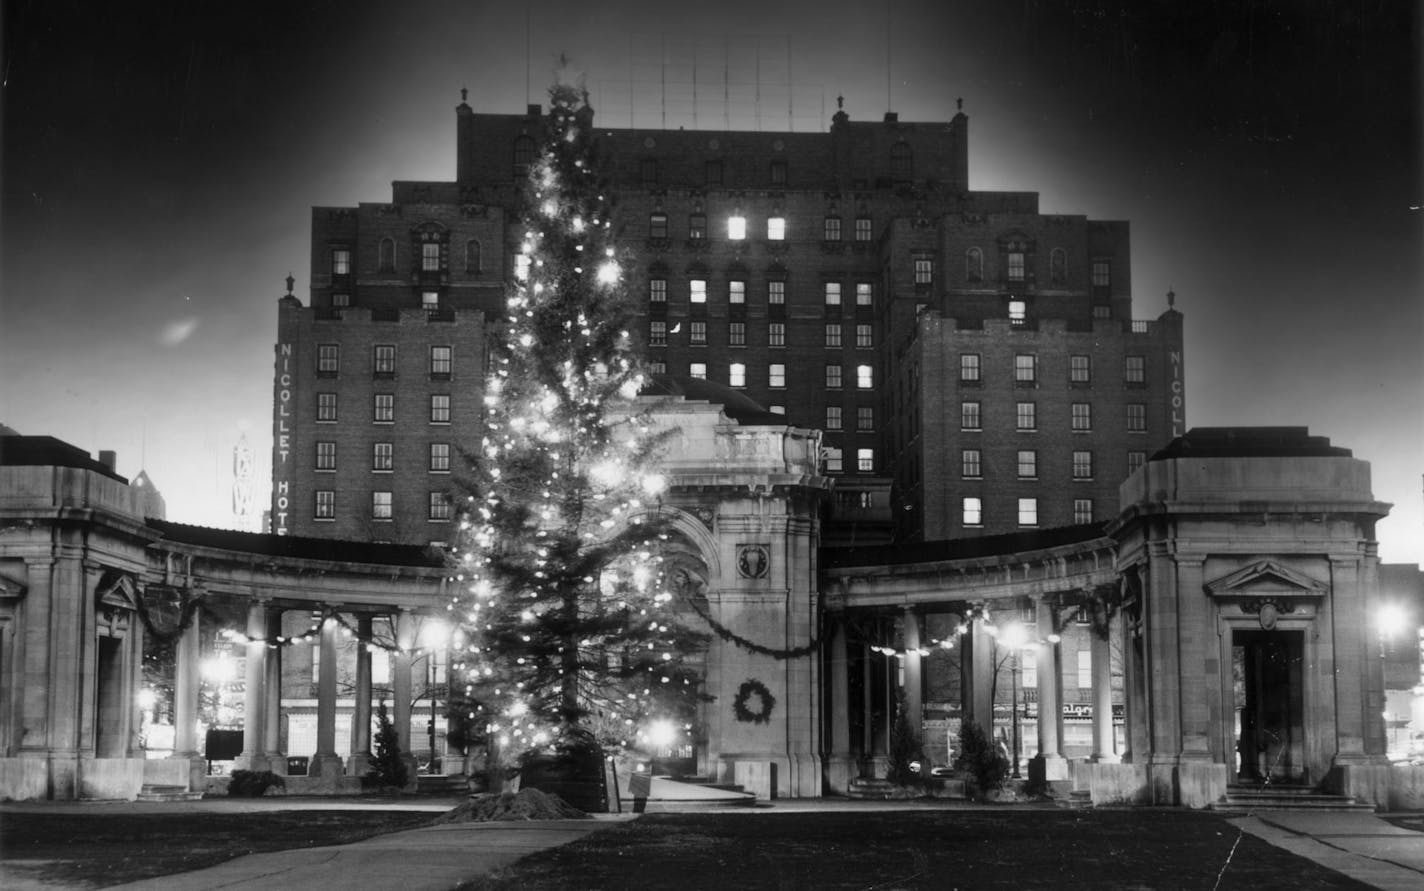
3,1 -> 1420,562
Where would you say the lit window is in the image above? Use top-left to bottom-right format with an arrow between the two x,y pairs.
315,441 -> 336,471
373,442 -> 393,472
1127,451 -> 1146,473
430,346 -> 452,377
769,364 -> 786,387
767,217 -> 786,240
728,322 -> 746,346
1014,354 -> 1037,383
857,448 -> 874,472
913,252 -> 933,285
690,279 -> 707,303
768,323 -> 785,347
824,282 -> 842,305
514,254 -> 530,281
317,393 -> 337,422
824,216 -> 842,241
1008,300 -> 1026,325
1051,248 -> 1067,283
825,324 -> 842,348
965,247 -> 983,282
372,491 -> 393,520
727,215 -> 746,240
826,406 -> 843,430
465,239 -> 481,273
331,293 -> 350,316
1070,355 -> 1091,384
1016,402 -> 1036,431
422,291 -> 440,312
422,242 -> 441,272
857,406 -> 874,431
649,213 -> 668,239
689,321 -> 707,345
729,280 -> 746,303
962,497 -> 982,527
768,281 -> 785,304
1073,498 -> 1093,524
1125,355 -> 1146,384
315,490 -> 335,520
961,449 -> 981,478
1073,450 -> 1093,479
1127,403 -> 1146,432
689,214 -> 707,240
825,365 -> 843,389
1023,652 -> 1037,688
1092,260 -> 1111,288
1071,403 -> 1092,432
729,363 -> 746,387
650,360 -> 667,374
689,362 -> 707,380
1007,251 -> 1025,282
825,447 -> 843,473
374,394 -> 394,423
429,394 -> 450,424
856,365 -> 873,389
856,283 -> 873,306
1008,451 -> 1033,481
430,443 -> 450,473
368,345 -> 393,377
769,405 -> 786,415
331,248 -> 350,275
960,354 -> 981,382
1018,497 -> 1038,527
649,321 -> 667,346
317,344 -> 339,376
429,492 -> 451,522
1078,651 -> 1092,688
961,401 -> 981,431
856,324 -> 873,349
854,217 -> 872,241
649,278 -> 667,302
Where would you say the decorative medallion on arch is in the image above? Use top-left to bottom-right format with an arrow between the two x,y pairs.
736,544 -> 770,580
1204,560 -> 1327,629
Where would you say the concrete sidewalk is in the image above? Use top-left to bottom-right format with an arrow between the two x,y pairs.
1229,810 -> 1424,891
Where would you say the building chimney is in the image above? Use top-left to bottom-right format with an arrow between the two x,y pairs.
883,112 -> 899,123
98,450 -> 117,471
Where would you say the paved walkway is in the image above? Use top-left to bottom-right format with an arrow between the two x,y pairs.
1229,810 -> 1424,891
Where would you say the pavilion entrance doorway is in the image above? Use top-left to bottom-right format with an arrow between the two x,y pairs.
1232,629 -> 1305,785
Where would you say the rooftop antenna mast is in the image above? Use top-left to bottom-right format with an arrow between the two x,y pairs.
886,2 -> 893,112
524,7 -> 531,106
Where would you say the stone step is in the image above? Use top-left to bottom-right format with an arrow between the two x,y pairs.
846,778 -> 898,800
416,773 -> 467,794
1212,785 -> 1374,812
137,784 -> 204,802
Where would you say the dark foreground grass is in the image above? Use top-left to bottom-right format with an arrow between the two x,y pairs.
0,809 -> 435,888
465,809 -> 1375,891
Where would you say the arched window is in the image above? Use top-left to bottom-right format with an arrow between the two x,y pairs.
965,247 -> 984,282
890,142 -> 913,179
465,239 -> 481,273
378,237 -> 396,273
1050,248 -> 1067,283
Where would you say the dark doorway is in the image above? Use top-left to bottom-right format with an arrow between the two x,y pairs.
1232,630 -> 1305,784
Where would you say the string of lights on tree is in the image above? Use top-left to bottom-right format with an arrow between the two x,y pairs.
218,610 -> 442,657
445,79 -> 706,761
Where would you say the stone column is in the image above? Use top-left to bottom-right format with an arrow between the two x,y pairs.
901,609 -> 923,728
1030,598 -> 1068,781
170,610 -> 207,791
1090,621 -> 1119,763
392,610 -> 419,782
824,614 -> 855,792
861,639 -> 874,763
309,614 -> 344,779
236,601 -> 268,772
348,614 -> 374,777
263,609 -> 285,771
969,616 -> 995,737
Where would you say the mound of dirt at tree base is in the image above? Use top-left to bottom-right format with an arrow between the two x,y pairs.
437,788 -> 591,822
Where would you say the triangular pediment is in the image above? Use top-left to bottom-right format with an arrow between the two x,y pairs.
1204,560 -> 1326,598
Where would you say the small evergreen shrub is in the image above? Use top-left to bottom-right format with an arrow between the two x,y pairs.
228,769 -> 285,797
954,721 -> 1009,799
887,690 -> 925,787
364,699 -> 410,790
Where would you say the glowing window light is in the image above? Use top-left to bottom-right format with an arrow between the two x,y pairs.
727,215 -> 746,240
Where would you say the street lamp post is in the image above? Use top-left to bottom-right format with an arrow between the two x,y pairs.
999,622 -> 1029,779
1010,654 -> 1022,778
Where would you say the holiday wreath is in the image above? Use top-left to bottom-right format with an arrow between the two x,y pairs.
733,678 -> 776,724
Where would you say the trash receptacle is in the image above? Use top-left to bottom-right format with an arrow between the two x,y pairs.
287,756 -> 309,776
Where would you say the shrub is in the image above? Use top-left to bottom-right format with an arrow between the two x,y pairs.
887,689 -> 925,787
228,769 -> 284,797
954,721 -> 1009,799
364,699 -> 409,790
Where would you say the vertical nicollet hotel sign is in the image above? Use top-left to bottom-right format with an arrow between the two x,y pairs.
272,342 -> 293,534
1170,349 -> 1186,438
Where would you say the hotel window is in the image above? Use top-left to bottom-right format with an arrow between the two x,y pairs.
824,324 -> 842,348
856,365 -> 873,389
430,346 -> 452,378
1017,450 -> 1037,479
728,280 -> 746,304
729,363 -> 746,387
317,344 -> 339,376
429,394 -> 450,424
768,280 -> 785,305
331,248 -> 350,275
650,360 -> 667,375
857,448 -> 874,472
1093,304 -> 1112,319
1078,651 -> 1092,689
640,158 -> 659,186
372,491 -> 393,520
727,215 -> 747,240
690,279 -> 707,303
373,442 -> 393,472
770,160 -> 788,184
855,283 -> 874,307
854,217 -> 872,241
689,321 -> 707,345
960,353 -> 981,382
704,160 -> 723,185
1092,260 -> 1111,288
1050,247 -> 1067,283
689,213 -> 707,240
857,406 -> 874,431
331,293 -> 350,317
378,238 -> 396,272
374,394 -> 394,424
767,216 -> 786,240
961,401 -> 982,431
514,254 -> 530,281
1127,403 -> 1147,432
422,290 -> 440,312
1073,450 -> 1094,480
315,490 -> 335,520
649,213 -> 668,239
825,364 -> 843,389
1127,450 -> 1147,473
649,320 -> 667,346
513,134 -> 535,171
855,324 -> 873,349
421,242 -> 441,272
1125,355 -> 1146,384
1071,402 -> 1092,432
965,247 -> 983,281
824,216 -> 842,241
825,406 -> 843,430
690,362 -> 707,380
1070,354 -> 1091,384
770,405 -> 786,415
1007,251 -> 1025,282
962,449 -> 981,478
824,282 -> 842,305
963,497 -> 983,527
430,443 -> 450,473
315,441 -> 336,471
913,251 -> 933,285
429,492 -> 451,522
649,278 -> 667,303
728,321 -> 746,346
1016,401 -> 1037,431
768,322 -> 786,347
1073,498 -> 1094,524
890,141 -> 913,178
1008,299 -> 1027,326
825,447 -> 844,473
317,393 -> 337,422
465,239 -> 481,273
769,363 -> 786,387
1018,497 -> 1038,527
1014,354 -> 1037,384
1023,651 -> 1038,688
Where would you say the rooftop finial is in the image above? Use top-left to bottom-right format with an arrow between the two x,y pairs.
461,87 -> 468,103
837,95 -> 844,110
957,97 -> 963,112
1167,287 -> 1176,308
285,273 -> 294,296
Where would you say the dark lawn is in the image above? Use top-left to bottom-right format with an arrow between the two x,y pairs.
464,808 -> 1375,890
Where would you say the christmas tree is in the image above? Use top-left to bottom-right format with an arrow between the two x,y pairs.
447,80 -> 706,776
366,699 -> 409,789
